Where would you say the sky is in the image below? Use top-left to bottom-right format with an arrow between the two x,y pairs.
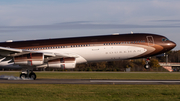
0,0 -> 180,50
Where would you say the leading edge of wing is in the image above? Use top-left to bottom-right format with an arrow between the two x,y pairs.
0,46 -> 22,53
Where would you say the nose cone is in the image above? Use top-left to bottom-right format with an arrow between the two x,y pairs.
171,41 -> 176,49
165,41 -> 176,51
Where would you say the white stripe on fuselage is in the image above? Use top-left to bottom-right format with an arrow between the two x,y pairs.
39,45 -> 154,63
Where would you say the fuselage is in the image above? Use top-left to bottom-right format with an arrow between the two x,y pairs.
0,33 -> 176,64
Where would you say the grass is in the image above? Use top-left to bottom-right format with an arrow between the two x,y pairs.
0,72 -> 180,101
36,72 -> 180,80
0,84 -> 180,101
0,71 -> 180,80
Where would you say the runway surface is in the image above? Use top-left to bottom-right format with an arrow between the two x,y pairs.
0,79 -> 180,84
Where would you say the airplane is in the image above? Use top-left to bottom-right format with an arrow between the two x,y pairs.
0,33 -> 176,80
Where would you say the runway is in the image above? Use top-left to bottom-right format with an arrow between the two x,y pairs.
0,79 -> 180,84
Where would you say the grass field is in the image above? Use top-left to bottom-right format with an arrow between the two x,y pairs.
0,84 -> 180,101
0,72 -> 180,101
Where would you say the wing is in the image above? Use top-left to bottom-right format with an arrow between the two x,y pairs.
0,46 -> 79,61
0,46 -> 23,56
0,46 -> 55,56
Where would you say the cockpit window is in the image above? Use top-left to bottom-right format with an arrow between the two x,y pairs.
162,38 -> 169,42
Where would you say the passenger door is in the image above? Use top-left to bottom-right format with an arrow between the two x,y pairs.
146,36 -> 154,46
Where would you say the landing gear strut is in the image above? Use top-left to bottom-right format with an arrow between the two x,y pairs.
144,58 -> 150,69
20,69 -> 36,80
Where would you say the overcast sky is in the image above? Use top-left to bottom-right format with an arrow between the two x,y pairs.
0,0 -> 180,50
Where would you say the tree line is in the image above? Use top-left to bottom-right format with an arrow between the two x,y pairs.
74,50 -> 180,72
43,50 -> 179,72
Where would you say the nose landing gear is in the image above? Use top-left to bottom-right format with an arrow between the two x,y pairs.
144,58 -> 150,69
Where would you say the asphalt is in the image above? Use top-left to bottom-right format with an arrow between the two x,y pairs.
0,79 -> 180,84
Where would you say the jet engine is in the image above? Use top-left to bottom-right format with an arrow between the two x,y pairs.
48,57 -> 76,69
14,53 -> 44,66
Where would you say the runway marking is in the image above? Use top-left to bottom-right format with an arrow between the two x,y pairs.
0,79 -> 180,84
90,80 -> 180,83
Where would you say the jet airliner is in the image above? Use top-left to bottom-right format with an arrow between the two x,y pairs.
0,33 -> 176,80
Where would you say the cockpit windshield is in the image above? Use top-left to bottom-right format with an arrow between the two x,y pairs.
162,38 -> 169,42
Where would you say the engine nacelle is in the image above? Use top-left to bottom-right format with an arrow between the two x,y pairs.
14,53 -> 44,66
48,57 -> 76,69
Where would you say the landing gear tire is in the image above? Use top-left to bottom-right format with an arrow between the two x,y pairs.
144,64 -> 150,69
20,73 -> 27,79
20,70 -> 37,80
29,73 -> 36,80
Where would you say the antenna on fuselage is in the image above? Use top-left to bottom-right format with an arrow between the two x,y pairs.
112,33 -> 119,35
131,31 -> 133,34
6,40 -> 13,42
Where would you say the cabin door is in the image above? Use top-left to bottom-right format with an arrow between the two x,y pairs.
146,36 -> 154,46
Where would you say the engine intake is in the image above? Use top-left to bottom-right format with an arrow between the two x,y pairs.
14,53 -> 44,66
48,57 -> 76,69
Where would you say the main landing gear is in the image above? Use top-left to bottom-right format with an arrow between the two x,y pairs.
20,69 -> 36,80
144,58 -> 150,69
